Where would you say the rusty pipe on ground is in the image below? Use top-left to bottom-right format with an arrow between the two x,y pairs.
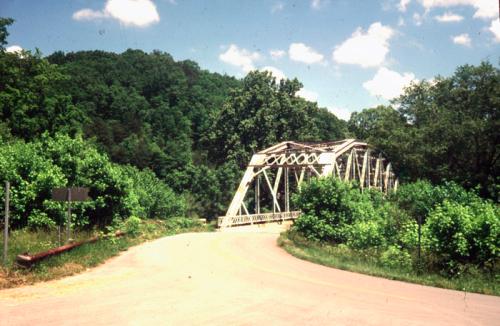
15,230 -> 125,267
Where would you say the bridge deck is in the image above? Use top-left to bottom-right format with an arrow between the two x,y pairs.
218,211 -> 300,228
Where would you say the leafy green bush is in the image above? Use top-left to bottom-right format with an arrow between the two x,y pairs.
469,201 -> 499,265
380,245 -> 412,270
292,177 -> 375,243
0,134 -> 187,230
292,213 -> 337,241
424,201 -> 474,263
424,199 -> 499,271
392,180 -> 480,223
164,217 -> 202,232
292,177 -> 498,276
347,220 -> 385,249
0,141 -> 66,229
123,216 -> 142,236
122,166 -> 186,219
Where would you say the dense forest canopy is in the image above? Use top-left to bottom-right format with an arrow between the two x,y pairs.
0,18 -> 498,228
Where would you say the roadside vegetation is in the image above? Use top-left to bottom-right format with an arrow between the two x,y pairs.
280,178 -> 499,295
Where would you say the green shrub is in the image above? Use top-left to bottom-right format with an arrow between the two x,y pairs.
123,216 -> 142,236
391,180 -> 480,223
122,166 -> 186,219
398,220 -> 419,249
0,134 -> 182,230
292,213 -> 337,242
469,201 -> 499,265
164,217 -> 202,231
0,141 -> 66,229
424,199 -> 499,270
424,201 -> 474,262
347,220 -> 385,249
380,245 -> 412,270
292,177 -> 376,243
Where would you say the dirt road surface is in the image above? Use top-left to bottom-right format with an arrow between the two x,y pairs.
1,226 -> 499,325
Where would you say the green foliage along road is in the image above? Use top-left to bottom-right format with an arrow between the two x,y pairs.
0,134 -> 186,229
292,177 -> 499,280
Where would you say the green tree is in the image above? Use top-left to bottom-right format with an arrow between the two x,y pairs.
0,17 -> 14,49
209,71 -> 331,167
349,62 -> 499,199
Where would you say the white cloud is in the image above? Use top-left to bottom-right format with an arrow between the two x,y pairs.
270,49 -> 286,59
73,0 -> 160,27
72,8 -> 107,21
452,33 -> 471,46
219,44 -> 261,72
6,45 -> 23,54
311,0 -> 325,10
398,17 -> 406,26
398,0 -> 411,12
434,12 -> 464,22
296,88 -> 319,102
259,66 -> 286,81
363,67 -> 416,100
271,2 -> 285,13
289,43 -> 324,64
328,106 -> 353,121
489,19 -> 500,43
418,0 -> 497,20
332,22 -> 394,68
413,12 -> 424,25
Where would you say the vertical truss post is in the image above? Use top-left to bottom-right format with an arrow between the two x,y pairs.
255,174 -> 260,214
285,167 -> 289,212
384,163 -> 392,194
344,149 -> 353,182
373,155 -> 380,189
360,150 -> 368,189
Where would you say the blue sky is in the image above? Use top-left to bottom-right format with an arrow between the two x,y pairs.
2,0 -> 499,120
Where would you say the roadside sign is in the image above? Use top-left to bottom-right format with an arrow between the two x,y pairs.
52,187 -> 90,202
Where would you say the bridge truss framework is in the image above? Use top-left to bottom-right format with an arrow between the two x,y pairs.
218,139 -> 398,228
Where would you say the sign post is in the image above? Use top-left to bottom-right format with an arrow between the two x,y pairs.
3,182 -> 9,266
52,187 -> 90,243
67,188 -> 72,241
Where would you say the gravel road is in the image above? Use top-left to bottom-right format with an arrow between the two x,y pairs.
1,227 -> 499,325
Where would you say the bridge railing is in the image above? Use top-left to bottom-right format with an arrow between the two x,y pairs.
218,211 -> 301,228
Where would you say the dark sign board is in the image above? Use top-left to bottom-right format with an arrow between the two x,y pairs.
52,187 -> 90,202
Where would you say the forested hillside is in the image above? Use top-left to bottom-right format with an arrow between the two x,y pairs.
0,19 -> 349,224
0,17 -> 498,229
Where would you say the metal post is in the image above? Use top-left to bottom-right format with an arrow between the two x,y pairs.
3,182 -> 10,267
58,225 -> 61,246
285,167 -> 289,212
255,175 -> 260,214
417,214 -> 422,274
67,188 -> 72,242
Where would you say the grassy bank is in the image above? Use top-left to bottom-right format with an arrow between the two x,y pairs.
278,230 -> 499,296
0,218 -> 214,289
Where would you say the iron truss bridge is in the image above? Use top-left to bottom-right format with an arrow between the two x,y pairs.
218,139 -> 398,228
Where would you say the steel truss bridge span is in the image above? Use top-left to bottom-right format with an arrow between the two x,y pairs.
218,139 -> 398,228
